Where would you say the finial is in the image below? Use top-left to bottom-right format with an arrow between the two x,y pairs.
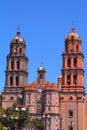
16,25 -> 21,35
71,21 -> 75,33
38,62 -> 44,71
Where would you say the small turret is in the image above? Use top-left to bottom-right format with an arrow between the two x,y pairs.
37,65 -> 46,84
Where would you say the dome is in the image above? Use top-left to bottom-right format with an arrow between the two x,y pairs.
65,28 -> 81,40
37,65 -> 46,72
11,31 -> 25,43
39,66 -> 44,71
14,32 -> 23,41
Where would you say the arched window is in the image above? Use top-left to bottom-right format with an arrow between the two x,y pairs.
67,58 -> 71,67
40,78 -> 43,84
39,75 -> 43,84
19,48 -> 22,54
10,76 -> 13,86
67,75 -> 71,85
15,76 -> 19,85
74,58 -> 77,67
17,61 -> 20,69
68,110 -> 73,118
11,61 -> 14,70
73,74 -> 77,84
76,45 -> 78,52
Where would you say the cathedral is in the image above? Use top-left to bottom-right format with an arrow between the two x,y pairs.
1,27 -> 87,130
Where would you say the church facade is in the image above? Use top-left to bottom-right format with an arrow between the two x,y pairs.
1,28 -> 87,130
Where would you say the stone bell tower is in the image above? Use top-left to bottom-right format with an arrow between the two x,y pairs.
60,28 -> 85,130
62,28 -> 85,93
2,31 -> 28,109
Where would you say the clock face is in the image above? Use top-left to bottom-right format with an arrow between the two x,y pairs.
38,88 -> 42,93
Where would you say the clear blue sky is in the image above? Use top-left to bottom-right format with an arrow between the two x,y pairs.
0,0 -> 87,93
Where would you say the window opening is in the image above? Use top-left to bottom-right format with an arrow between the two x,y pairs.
68,110 -> 73,118
10,76 -> 13,86
73,74 -> 77,84
17,61 -> 20,69
74,58 -> 77,67
76,45 -> 78,52
67,58 -> 71,67
71,35 -> 74,42
39,75 -> 43,84
19,48 -> 22,53
10,96 -> 14,100
67,75 -> 71,84
11,61 -> 14,70
69,96 -> 73,100
15,76 -> 19,85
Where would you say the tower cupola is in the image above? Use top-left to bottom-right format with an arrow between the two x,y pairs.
64,28 -> 82,54
65,28 -> 81,40
37,65 -> 46,84
10,31 -> 26,56
11,31 -> 25,43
